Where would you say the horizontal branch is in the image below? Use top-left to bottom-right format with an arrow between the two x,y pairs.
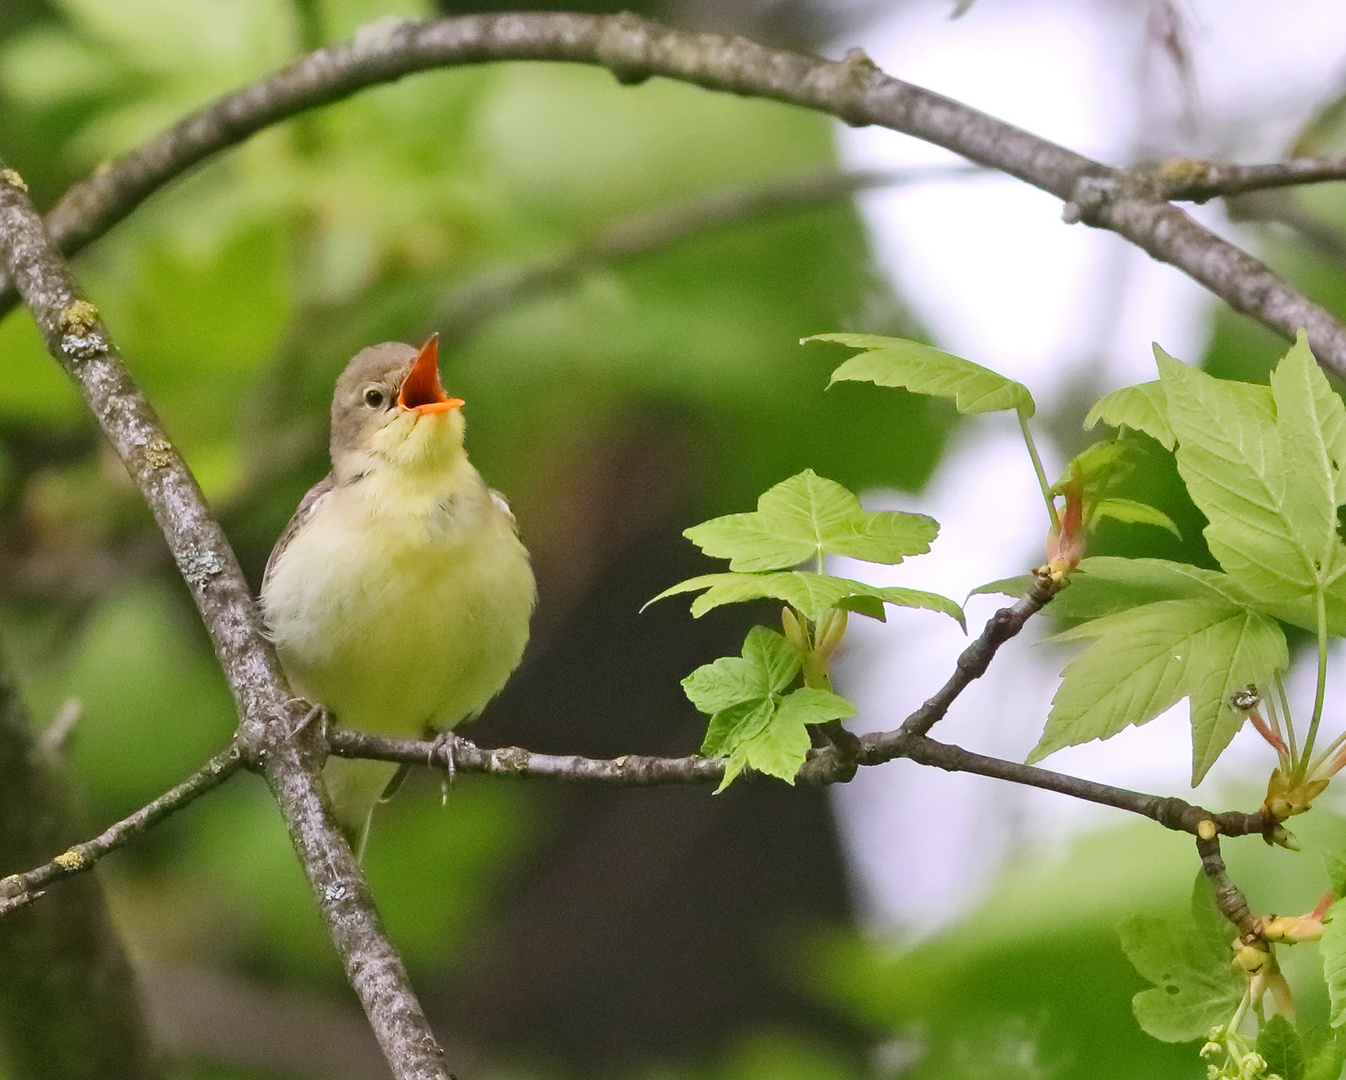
0,744 -> 243,914
1156,155 -> 1346,202
328,726 -> 1268,841
5,13 -> 1346,373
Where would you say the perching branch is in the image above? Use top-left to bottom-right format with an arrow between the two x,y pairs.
330,724 -> 1268,842
6,13 -> 1346,372
0,164 -> 452,1080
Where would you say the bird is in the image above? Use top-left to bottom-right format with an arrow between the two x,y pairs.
260,335 -> 535,848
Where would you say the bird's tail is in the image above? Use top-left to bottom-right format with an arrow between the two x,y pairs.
323,757 -> 402,855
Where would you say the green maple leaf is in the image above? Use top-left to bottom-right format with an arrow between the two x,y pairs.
1157,334 -> 1346,606
1085,370 -> 1175,449
682,469 -> 938,572
1119,876 -> 1242,1043
651,570 -> 964,627
1323,896 -> 1346,1027
810,332 -> 1035,417
1030,595 -> 1287,783
682,627 -> 856,790
1258,1015 -> 1305,1080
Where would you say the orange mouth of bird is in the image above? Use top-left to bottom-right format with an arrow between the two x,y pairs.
397,334 -> 464,415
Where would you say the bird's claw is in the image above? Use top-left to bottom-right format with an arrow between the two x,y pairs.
288,700 -> 329,740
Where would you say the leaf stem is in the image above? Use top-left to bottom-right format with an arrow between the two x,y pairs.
1273,673 -> 1298,766
1017,408 -> 1059,529
1296,589 -> 1331,780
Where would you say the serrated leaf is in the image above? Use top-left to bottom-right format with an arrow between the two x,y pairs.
1085,375 -> 1175,449
1278,330 -> 1346,508
1031,597 -> 1288,783
810,332 -> 1035,417
967,575 -> 1035,601
1304,1024 -> 1346,1080
1119,900 -> 1242,1042
1259,1014 -> 1306,1080
1055,558 -> 1257,623
653,571 -> 964,627
739,687 -> 854,785
1093,498 -> 1181,538
1157,346 -> 1345,605
774,687 -> 857,727
700,697 -> 774,759
1325,897 -> 1346,1026
1327,852 -> 1346,899
682,626 -> 800,715
682,469 -> 938,572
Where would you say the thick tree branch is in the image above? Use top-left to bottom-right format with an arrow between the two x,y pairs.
3,14 -> 1346,372
0,165 -> 450,1080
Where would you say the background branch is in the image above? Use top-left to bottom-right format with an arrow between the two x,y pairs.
0,653 -> 161,1080
3,14 -> 1346,372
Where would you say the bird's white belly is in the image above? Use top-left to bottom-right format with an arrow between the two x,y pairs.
262,483 -> 534,735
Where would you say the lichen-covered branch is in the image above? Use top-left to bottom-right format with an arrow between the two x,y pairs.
1155,155 -> 1346,202
0,162 -> 450,1080
4,13 -> 1346,372
0,745 -> 243,914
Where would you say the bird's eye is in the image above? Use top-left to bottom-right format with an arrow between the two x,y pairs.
363,388 -> 385,409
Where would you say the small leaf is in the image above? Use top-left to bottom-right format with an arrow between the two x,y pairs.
1032,597 -> 1288,783
681,626 -> 800,715
700,698 -> 773,759
1059,439 -> 1132,495
774,687 -> 857,728
1323,897 -> 1346,1026
653,571 -> 964,628
1304,1024 -> 1346,1080
967,575 -> 1035,601
810,332 -> 1035,417
1119,900 -> 1242,1042
1092,498 -> 1181,538
1326,852 -> 1346,899
1258,1014 -> 1305,1080
1085,374 -> 1175,449
1157,346 -> 1341,604
682,469 -> 939,572
740,687 -> 856,785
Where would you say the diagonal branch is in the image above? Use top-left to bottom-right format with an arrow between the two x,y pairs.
0,744 -> 244,915
0,165 -> 451,1080
3,14 -> 1346,372
435,164 -> 978,345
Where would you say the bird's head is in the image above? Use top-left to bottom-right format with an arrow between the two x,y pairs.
329,336 -> 466,481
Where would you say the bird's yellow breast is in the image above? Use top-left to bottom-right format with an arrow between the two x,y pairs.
261,462 -> 535,737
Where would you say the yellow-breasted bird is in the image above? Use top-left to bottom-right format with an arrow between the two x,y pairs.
260,336 -> 535,843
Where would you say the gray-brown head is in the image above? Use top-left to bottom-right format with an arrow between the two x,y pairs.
329,336 -> 466,482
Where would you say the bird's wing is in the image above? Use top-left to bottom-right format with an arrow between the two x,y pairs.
488,487 -> 520,533
262,474 -> 335,597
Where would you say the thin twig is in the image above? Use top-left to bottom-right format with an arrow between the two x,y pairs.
4,14 -> 1346,372
0,162 -> 452,1080
1154,155 -> 1346,203
898,570 -> 1061,739
435,164 -> 980,345
1197,834 -> 1260,938
0,745 -> 245,914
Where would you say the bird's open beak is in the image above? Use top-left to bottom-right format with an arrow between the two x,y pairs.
397,335 -> 464,415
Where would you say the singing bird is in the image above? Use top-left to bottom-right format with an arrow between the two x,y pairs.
260,336 -> 535,844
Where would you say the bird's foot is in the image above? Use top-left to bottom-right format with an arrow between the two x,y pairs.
427,731 -> 470,800
288,700 -> 329,740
